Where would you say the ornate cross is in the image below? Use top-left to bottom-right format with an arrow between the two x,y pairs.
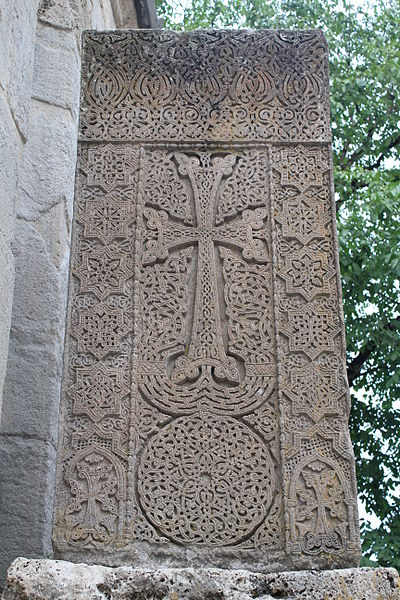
296,461 -> 345,552
67,452 -> 118,539
142,152 -> 268,385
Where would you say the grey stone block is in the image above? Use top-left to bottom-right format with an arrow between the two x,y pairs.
0,91 -> 21,248
8,222 -> 65,341
38,0 -> 74,30
7,0 -> 40,138
0,222 -> 66,444
16,101 -> 77,222
32,24 -> 80,114
0,441 -> 56,587
0,0 -> 13,91
2,559 -> 400,600
1,340 -> 63,445
92,0 -> 116,29
0,235 -> 14,418
110,0 -> 138,28
34,194 -> 72,270
0,90 -> 20,419
37,0 -> 121,33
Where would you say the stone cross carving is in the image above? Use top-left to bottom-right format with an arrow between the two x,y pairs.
144,152 -> 268,386
53,30 -> 361,572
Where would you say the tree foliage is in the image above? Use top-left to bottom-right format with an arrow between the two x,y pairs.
156,0 -> 400,567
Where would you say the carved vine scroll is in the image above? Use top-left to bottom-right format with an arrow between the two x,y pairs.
53,30 -> 360,571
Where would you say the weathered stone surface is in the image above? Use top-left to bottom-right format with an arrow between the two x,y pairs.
112,0 -> 138,28
0,442 -> 56,580
2,559 -> 400,600
7,0 -> 40,138
53,30 -> 361,572
0,92 -> 21,248
0,91 -> 20,417
38,0 -> 75,30
92,0 -> 116,29
0,0 -> 13,91
0,236 -> 14,416
32,24 -> 80,113
37,0 -> 117,32
16,102 -> 77,222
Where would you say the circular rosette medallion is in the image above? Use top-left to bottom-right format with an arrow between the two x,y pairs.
138,415 -> 274,545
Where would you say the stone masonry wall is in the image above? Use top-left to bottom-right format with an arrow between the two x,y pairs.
0,0 -> 159,586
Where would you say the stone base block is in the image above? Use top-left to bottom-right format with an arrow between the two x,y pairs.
2,558 -> 399,600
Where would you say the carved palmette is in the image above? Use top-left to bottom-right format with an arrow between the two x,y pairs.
53,30 -> 360,570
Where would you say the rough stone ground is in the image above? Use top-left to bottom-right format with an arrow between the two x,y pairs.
1,558 -> 399,600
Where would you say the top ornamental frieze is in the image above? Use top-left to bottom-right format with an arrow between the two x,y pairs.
80,29 -> 331,143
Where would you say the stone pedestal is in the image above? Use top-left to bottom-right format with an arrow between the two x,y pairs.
2,558 -> 399,600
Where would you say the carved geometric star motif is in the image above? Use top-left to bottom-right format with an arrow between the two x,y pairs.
76,249 -> 131,300
285,363 -> 341,422
276,145 -> 327,192
74,304 -> 126,359
70,363 -> 128,421
80,193 -> 133,244
86,144 -> 138,192
276,197 -> 327,245
281,305 -> 340,360
280,249 -> 334,301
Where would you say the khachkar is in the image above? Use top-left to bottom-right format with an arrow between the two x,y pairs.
53,30 -> 361,571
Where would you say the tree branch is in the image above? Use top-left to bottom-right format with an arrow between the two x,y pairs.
336,178 -> 369,212
338,131 -> 400,173
364,133 -> 400,171
347,316 -> 400,387
342,126 -> 374,169
347,343 -> 375,387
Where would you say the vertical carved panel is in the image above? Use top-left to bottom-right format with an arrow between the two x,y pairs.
54,30 -> 360,570
54,144 -> 138,549
271,144 -> 359,558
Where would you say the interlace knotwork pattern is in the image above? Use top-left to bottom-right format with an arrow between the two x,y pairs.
54,144 -> 140,549
138,415 -> 274,545
137,150 -> 276,417
80,30 -> 330,143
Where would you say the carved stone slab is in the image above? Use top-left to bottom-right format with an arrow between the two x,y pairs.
53,30 -> 361,571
